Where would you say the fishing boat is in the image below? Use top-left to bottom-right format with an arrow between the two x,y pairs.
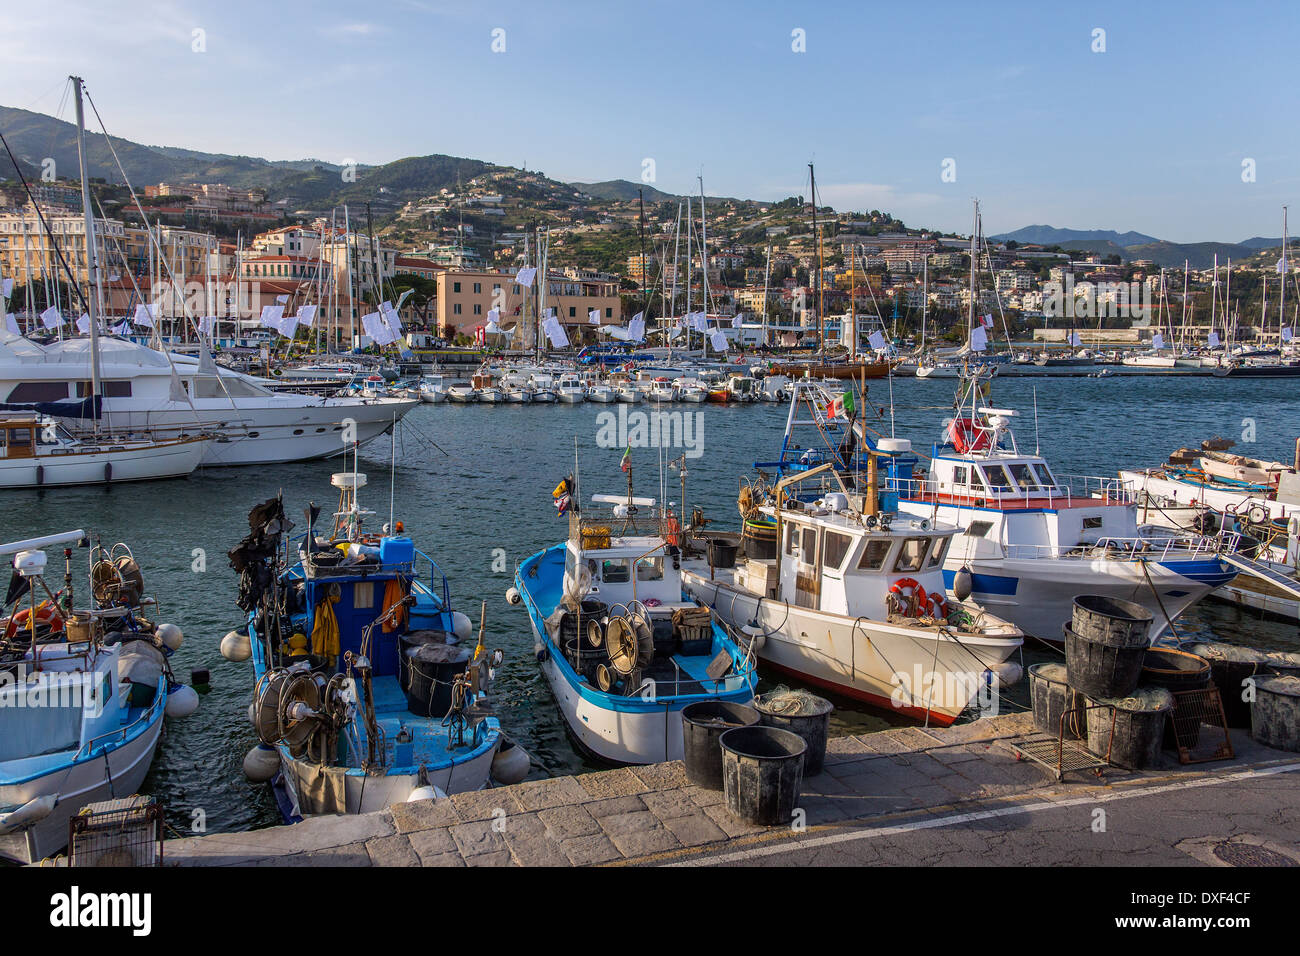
0,530 -> 195,864
1120,439 -> 1300,525
647,379 -> 677,403
676,380 -> 708,403
0,413 -> 209,489
892,376 -> 1238,642
512,476 -> 758,763
417,374 -> 447,404
225,469 -> 520,818
529,373 -> 559,403
472,371 -> 503,404
678,382 -> 1023,726
586,381 -> 616,403
556,373 -> 586,404
446,380 -> 480,403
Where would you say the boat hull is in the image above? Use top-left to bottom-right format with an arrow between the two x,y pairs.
0,437 -> 206,488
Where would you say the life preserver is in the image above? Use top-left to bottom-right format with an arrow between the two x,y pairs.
889,578 -> 928,618
664,512 -> 682,548
5,600 -> 64,639
927,591 -> 948,619
947,417 -> 992,454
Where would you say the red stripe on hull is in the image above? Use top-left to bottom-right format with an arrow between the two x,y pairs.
761,659 -> 959,727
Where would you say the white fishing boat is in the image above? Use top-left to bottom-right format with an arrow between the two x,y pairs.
892,377 -> 1237,641
586,382 -> 616,403
418,374 -> 447,404
679,384 -> 1023,725
676,380 -> 708,403
446,381 -> 480,403
556,373 -> 586,404
647,380 -> 677,403
0,413 -> 208,489
0,529 -> 195,864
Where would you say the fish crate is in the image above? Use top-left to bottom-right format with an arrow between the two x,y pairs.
69,796 -> 164,867
672,607 -> 714,655
1167,687 -> 1234,764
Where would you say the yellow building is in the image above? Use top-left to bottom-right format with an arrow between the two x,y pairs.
435,269 -> 620,342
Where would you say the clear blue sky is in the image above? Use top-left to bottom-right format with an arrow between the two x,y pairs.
3,0 -> 1297,241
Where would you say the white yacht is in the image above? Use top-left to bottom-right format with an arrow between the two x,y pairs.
0,333 -> 416,467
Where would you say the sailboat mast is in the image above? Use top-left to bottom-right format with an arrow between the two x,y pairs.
809,163 -> 820,355
71,76 -> 102,405
1280,206 -> 1288,344
699,176 -> 709,360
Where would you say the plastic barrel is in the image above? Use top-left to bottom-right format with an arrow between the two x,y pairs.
1251,676 -> 1300,752
1071,595 -> 1153,647
681,701 -> 761,790
1140,648 -> 1211,691
1028,663 -> 1087,739
754,694 -> 834,775
401,639 -> 470,717
720,726 -> 806,826
1086,693 -> 1173,770
707,538 -> 739,569
1064,622 -> 1146,699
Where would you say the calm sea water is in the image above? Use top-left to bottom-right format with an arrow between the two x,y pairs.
3,373 -> 1296,835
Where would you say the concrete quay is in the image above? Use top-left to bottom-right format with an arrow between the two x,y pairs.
164,713 -> 1300,867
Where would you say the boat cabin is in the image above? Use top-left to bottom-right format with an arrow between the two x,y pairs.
0,417 -> 38,459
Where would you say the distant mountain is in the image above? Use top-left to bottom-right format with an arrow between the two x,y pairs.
992,225 -> 1161,246
1237,236 -> 1289,250
569,180 -> 674,202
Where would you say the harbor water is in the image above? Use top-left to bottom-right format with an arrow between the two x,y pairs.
2,373 -> 1296,836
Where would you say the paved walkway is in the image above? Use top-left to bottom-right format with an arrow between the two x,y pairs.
164,713 -> 1300,867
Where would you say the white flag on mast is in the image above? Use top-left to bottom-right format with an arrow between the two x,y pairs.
40,306 -> 64,329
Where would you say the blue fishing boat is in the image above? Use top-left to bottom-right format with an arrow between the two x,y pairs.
0,531 -> 195,864
512,468 -> 758,764
226,470 -> 525,819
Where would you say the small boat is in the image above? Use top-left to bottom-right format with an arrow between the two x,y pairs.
226,471 -> 517,818
514,483 -> 757,763
676,380 -> 708,403
418,375 -> 447,404
586,382 -> 616,403
615,384 -> 643,404
0,413 -> 209,489
556,373 -> 586,404
647,379 -> 677,403
530,374 -> 558,403
473,371 -> 503,403
446,381 -> 480,403
0,530 -> 193,863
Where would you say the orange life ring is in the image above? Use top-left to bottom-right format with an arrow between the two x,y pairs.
5,600 -> 64,639
927,591 -> 948,619
889,578 -> 928,618
947,417 -> 992,455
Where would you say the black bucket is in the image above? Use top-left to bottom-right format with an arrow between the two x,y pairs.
1028,662 -> 1087,739
681,700 -> 761,790
1086,690 -> 1173,770
707,538 -> 739,569
562,636 -> 607,683
754,693 -> 834,775
720,726 -> 806,826
1071,595 -> 1153,647
559,600 -> 608,645
1251,676 -> 1300,752
1184,642 -> 1270,728
401,638 -> 470,717
1064,622 -> 1146,700
1141,647 -> 1211,691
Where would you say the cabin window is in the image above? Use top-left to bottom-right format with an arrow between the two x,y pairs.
565,550 -> 576,580
635,557 -> 663,582
967,520 -> 994,539
1082,516 -> 1103,530
822,531 -> 852,571
1009,462 -> 1039,489
7,382 -> 69,402
1032,463 -> 1057,488
784,525 -> 795,556
75,381 -> 132,397
354,582 -> 374,608
800,528 -> 817,563
928,537 -> 947,567
894,538 -> 928,572
952,465 -> 968,486
601,559 -> 631,584
857,539 -> 892,571
982,465 -> 1014,491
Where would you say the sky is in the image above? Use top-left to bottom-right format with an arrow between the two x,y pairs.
2,0 -> 1298,242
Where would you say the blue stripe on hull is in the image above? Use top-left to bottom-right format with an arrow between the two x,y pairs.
943,568 -> 1019,596
1156,558 -> 1235,588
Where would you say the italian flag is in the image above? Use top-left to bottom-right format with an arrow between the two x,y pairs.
620,445 -> 631,473
828,391 -> 855,419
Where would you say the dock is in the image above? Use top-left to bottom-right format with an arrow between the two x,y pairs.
163,713 -> 1300,867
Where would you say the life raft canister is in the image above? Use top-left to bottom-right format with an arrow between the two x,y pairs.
947,417 -> 993,455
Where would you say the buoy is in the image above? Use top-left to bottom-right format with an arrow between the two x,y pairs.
987,660 -> 1023,688
220,630 -> 252,662
952,566 -> 974,602
0,794 -> 57,835
533,639 -> 549,663
451,611 -> 472,642
155,622 -> 184,650
406,784 -> 447,803
243,743 -> 280,782
505,587 -> 521,606
165,683 -> 200,717
741,622 -> 766,651
491,740 -> 531,785
247,702 -> 257,727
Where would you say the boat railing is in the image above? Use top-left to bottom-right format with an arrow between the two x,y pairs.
568,506 -> 666,541
1003,530 -> 1236,562
76,678 -> 165,759
891,473 -> 1137,508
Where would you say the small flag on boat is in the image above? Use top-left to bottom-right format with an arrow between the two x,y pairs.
982,314 -> 993,327
970,325 -> 988,352
296,305 -> 317,326
620,446 -> 631,473
133,304 -> 156,327
276,294 -> 289,305
710,329 -> 729,352
1283,327 -> 1293,342
1152,333 -> 1164,350
1,278 -> 12,297
731,313 -> 745,328
40,306 -> 63,329
515,266 -> 537,289
868,330 -> 887,351
1208,331 -> 1221,348
552,476 -> 573,515
828,391 -> 855,420
589,309 -> 601,325
76,313 -> 90,334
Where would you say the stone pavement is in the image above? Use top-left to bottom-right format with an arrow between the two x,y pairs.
163,712 -> 1300,867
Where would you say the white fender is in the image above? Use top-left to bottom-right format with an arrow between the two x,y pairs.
406,785 -> 448,803
0,794 -> 57,835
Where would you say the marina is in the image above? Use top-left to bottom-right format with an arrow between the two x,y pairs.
1,6 -> 1299,909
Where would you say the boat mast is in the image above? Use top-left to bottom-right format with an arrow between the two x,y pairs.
809,163 -> 821,356
699,175 -> 709,361
967,200 -> 978,351
1280,206 -> 1288,345
71,76 -> 103,414
762,240 -> 772,350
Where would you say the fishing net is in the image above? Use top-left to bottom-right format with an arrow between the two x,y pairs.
754,684 -> 832,716
1100,686 -> 1174,712
1183,641 -> 1270,664
1033,662 -> 1068,684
